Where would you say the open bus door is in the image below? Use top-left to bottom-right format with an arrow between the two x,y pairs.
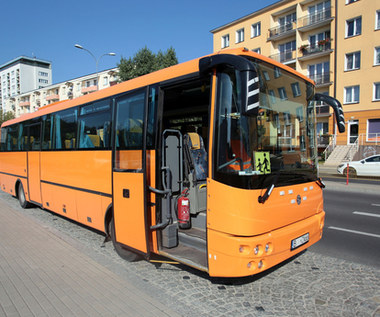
112,89 -> 150,258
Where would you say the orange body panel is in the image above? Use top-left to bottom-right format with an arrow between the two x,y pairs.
113,172 -> 147,253
0,152 -> 27,196
116,150 -> 142,170
207,179 -> 324,236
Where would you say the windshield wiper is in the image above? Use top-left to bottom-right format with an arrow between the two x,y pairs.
258,171 -> 280,204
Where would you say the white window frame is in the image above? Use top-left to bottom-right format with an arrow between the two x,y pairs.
346,17 -> 362,37
375,47 -> 380,66
291,82 -> 301,97
345,51 -> 361,71
221,34 -> 230,49
344,85 -> 360,104
235,28 -> 244,43
374,82 -> 380,101
376,10 -> 380,30
251,22 -> 261,38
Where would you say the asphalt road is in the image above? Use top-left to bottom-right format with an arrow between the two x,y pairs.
310,177 -> 380,268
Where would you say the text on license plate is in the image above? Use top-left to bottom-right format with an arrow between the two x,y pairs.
291,233 -> 309,250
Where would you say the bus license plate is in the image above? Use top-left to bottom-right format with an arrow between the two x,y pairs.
291,233 -> 309,250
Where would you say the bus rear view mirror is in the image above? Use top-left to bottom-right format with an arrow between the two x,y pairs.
314,93 -> 345,133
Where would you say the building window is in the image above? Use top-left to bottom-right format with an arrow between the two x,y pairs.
345,51 -> 361,70
278,87 -> 287,100
221,34 -> 230,48
252,48 -> 261,54
376,10 -> 380,30
251,22 -> 261,38
236,28 -> 244,43
344,85 -> 360,104
375,47 -> 380,65
374,82 -> 380,101
367,119 -> 380,142
346,17 -> 362,37
103,77 -> 109,86
291,83 -> 301,97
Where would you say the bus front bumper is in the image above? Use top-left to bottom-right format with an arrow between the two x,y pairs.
207,211 -> 325,277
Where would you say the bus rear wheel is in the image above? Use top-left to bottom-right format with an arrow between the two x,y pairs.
17,182 -> 31,209
109,217 -> 141,262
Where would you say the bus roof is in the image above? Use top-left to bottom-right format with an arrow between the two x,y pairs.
2,48 -> 314,128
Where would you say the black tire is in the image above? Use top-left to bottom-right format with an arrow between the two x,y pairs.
17,182 -> 31,209
343,167 -> 357,178
109,217 -> 141,262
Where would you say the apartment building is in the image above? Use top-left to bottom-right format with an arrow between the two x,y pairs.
3,69 -> 118,117
211,0 -> 380,153
0,56 -> 52,111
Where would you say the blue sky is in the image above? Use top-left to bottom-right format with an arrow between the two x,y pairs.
1,0 -> 277,84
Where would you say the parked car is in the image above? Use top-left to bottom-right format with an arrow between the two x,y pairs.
337,154 -> 380,177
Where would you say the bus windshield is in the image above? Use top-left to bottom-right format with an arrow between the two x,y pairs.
214,58 -> 318,189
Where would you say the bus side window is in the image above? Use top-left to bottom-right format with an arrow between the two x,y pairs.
78,99 -> 111,150
6,124 -> 19,151
1,127 -> 7,151
53,109 -> 78,150
42,115 -> 53,150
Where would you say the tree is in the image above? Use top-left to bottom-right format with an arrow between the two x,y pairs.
117,46 -> 178,82
0,110 -> 15,126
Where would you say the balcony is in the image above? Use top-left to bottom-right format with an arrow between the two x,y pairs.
298,9 -> 333,32
298,41 -> 333,61
309,72 -> 332,87
81,85 -> 97,94
269,50 -> 296,65
46,94 -> 59,101
19,101 -> 30,107
316,104 -> 330,117
267,21 -> 296,41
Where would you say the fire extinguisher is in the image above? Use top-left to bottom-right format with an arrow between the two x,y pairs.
177,189 -> 191,229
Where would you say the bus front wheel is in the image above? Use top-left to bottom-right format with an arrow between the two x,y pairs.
109,217 -> 141,262
17,182 -> 31,209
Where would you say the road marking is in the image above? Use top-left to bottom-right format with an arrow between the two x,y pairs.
328,226 -> 380,239
371,204 -> 380,207
353,211 -> 380,218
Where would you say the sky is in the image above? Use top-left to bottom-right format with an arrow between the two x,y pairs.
1,0 -> 277,84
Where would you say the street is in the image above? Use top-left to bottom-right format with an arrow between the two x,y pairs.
310,181 -> 380,268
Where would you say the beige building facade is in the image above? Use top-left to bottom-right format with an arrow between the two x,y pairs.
4,69 -> 118,118
211,0 -> 380,154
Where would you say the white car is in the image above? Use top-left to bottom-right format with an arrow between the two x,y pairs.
337,154 -> 380,177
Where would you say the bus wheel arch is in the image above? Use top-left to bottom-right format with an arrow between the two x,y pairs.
105,206 -> 142,262
15,180 -> 31,209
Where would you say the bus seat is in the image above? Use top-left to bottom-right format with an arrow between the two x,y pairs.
184,132 -> 207,181
183,132 -> 207,215
88,135 -> 101,147
65,140 -> 71,148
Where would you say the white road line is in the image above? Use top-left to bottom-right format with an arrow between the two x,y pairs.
353,211 -> 380,218
328,226 -> 380,239
371,204 -> 380,207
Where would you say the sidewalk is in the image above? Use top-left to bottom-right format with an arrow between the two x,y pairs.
0,201 -> 180,317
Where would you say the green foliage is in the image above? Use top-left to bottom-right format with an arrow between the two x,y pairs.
117,46 -> 178,82
0,110 -> 15,126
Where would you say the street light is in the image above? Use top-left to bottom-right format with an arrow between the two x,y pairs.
74,44 -> 116,90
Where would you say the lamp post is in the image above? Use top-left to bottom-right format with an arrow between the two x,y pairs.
74,44 -> 116,90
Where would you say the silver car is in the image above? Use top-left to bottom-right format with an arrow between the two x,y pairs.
337,154 -> 380,177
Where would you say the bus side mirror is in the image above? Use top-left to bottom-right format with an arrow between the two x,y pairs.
314,93 -> 345,133
241,70 -> 260,117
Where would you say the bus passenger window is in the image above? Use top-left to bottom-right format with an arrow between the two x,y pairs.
52,109 -> 77,150
115,92 -> 145,150
42,115 -> 53,150
78,100 -> 111,150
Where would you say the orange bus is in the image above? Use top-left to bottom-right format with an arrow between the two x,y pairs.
0,48 -> 345,277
